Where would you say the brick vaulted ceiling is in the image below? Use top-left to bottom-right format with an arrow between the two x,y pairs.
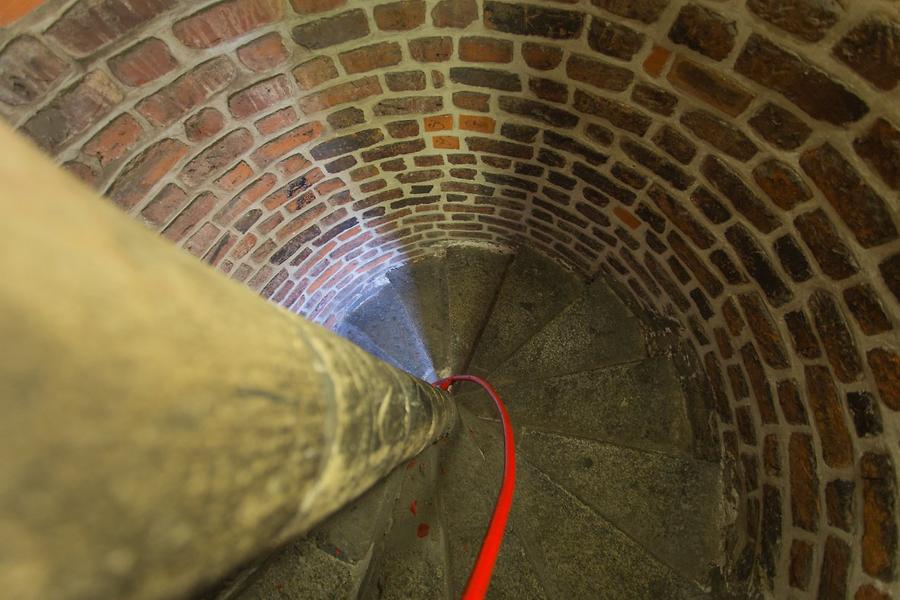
1,0 -> 899,597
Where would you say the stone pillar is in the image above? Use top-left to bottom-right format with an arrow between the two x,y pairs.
0,124 -> 456,600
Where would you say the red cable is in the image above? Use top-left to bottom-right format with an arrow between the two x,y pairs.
433,375 -> 515,600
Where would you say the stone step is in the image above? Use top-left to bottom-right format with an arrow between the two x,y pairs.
344,283 -> 435,380
386,257 -> 451,377
489,278 -> 645,384
232,470 -> 404,600
518,429 -> 725,584
467,246 -> 582,378
444,246 -> 512,375
359,444 -> 450,600
335,320 -> 400,368
457,357 -> 695,457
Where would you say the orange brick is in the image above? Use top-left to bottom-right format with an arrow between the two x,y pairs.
614,207 -> 641,229
433,135 -> 460,149
0,0 -> 46,26
459,115 -> 495,134
643,45 -> 671,78
215,161 -> 254,191
424,114 -> 453,131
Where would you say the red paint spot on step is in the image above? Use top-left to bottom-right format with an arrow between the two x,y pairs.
410,500 -> 417,516
335,547 -> 341,557
417,522 -> 430,538
406,459 -> 417,470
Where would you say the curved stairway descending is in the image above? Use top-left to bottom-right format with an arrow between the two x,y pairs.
207,245 -> 733,600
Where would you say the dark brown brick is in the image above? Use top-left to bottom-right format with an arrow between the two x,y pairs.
748,102 -> 811,151
522,42 -> 563,70
384,120 -> 419,139
868,348 -> 900,411
574,90 -> 651,136
47,0 -> 176,56
136,57 -> 236,127
794,209 -> 860,280
499,96 -> 578,128
529,77 -> 568,103
801,143 -> 897,248
690,186 -> 729,223
702,156 -> 779,233
778,379 -> 808,425
785,310 -> 821,360
752,159 -> 812,211
668,230 -> 722,297
826,479 -> 855,532
175,0 -> 281,49
361,139 -> 426,162
668,3 -> 736,60
291,9 -> 370,50
452,91 -> 490,112
385,70 -> 426,92
339,42 -> 403,74
647,185 -> 711,247
621,139 -> 693,190
854,118 -> 900,190
106,138 -> 189,210
107,38 -> 177,88
484,1 -> 585,39
543,131 -> 607,165
763,434 -> 781,477
0,36 -> 69,106
293,56 -> 339,91
735,34 -> 868,125
431,0 -> 478,28
774,234 -> 812,283
819,536 -> 851,600
847,392 -> 883,437
373,0 -> 425,30
465,137 -> 533,159
681,110 -> 758,161
585,124 -> 614,147
735,406 -> 756,446
311,128 -> 384,160
710,249 -> 745,285
747,0 -> 841,42
631,83 -> 677,116
327,107 -> 365,129
789,432 -> 820,531
566,53 -> 634,92
844,284 -> 892,335
742,343 -> 779,424
24,71 -> 123,152
590,0 -> 668,24
860,452 -> 897,580
740,292 -> 789,369
373,96 -> 443,116
450,67 -> 520,91
809,290 -> 863,384
881,254 -> 900,303
789,539 -> 813,590
289,0 -> 346,15
833,17 -> 900,91
805,364 -> 855,468
760,485 -> 782,584
588,16 -> 644,60
611,163 -> 646,189
725,223 -> 792,306
667,56 -> 754,117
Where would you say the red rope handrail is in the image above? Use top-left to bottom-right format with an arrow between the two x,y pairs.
433,375 -> 515,600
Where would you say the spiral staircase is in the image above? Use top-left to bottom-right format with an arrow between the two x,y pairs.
203,244 -> 736,599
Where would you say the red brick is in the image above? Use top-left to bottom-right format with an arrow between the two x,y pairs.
789,432 -> 820,531
818,536 -> 851,600
180,129 -> 254,188
251,122 -> 324,167
843,284 -> 892,335
174,0 -> 282,49
860,453 -> 897,580
868,348 -> 900,411
228,75 -> 292,119
409,37 -> 453,62
0,35 -> 70,106
46,0 -> 175,56
460,36 -> 513,63
374,0 -> 425,30
184,108 -> 225,143
855,118 -> 900,191
256,107 -> 298,135
789,539 -> 813,590
642,45 -> 670,77
297,76 -> 382,114
339,42 -> 403,74
107,138 -> 189,210
215,161 -> 254,192
431,0 -> 477,28
452,91 -> 490,112
522,42 -> 563,70
237,33 -> 289,72
163,192 -> 219,242
290,0 -> 346,13
213,174 -> 277,226
140,183 -> 188,228
63,161 -> 98,186
107,38 -> 177,88
136,57 -> 237,127
805,365 -> 855,468
434,136 -> 459,149
24,71 -> 123,152
292,56 -> 338,91
459,115 -> 495,133
184,222 -> 222,257
278,154 -> 313,177
83,113 -> 143,167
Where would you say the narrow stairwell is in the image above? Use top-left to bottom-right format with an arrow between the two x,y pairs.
204,244 -> 736,600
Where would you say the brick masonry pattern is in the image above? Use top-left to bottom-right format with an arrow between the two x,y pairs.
0,1 -> 898,598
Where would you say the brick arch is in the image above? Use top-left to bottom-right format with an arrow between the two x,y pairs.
1,0 -> 898,597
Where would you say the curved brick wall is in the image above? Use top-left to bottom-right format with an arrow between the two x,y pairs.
1,0 -> 898,597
